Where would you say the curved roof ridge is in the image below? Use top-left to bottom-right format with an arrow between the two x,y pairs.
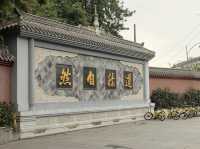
20,13 -> 144,48
1,12 -> 155,61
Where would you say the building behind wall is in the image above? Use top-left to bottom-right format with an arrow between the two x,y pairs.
172,56 -> 200,71
0,12 -> 155,139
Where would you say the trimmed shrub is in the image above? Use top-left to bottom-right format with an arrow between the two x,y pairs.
0,102 -> 12,128
151,88 -> 179,109
181,89 -> 200,106
151,88 -> 200,109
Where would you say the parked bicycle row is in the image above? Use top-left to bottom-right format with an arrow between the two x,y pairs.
144,106 -> 200,121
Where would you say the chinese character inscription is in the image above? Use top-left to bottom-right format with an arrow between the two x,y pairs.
105,69 -> 116,89
83,67 -> 97,89
124,71 -> 133,89
56,64 -> 73,88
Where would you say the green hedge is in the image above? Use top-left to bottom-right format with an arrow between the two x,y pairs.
0,102 -> 13,128
151,88 -> 200,109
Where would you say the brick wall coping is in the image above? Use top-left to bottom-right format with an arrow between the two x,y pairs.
150,67 -> 200,79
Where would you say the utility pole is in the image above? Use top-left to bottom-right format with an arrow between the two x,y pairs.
134,24 -> 136,43
185,42 -> 200,61
185,45 -> 189,61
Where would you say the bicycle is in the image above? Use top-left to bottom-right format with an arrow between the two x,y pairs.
178,108 -> 188,120
144,104 -> 166,121
179,106 -> 196,119
167,108 -> 180,120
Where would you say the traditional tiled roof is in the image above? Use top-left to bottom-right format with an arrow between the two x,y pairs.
172,57 -> 200,68
150,67 -> 200,79
0,12 -> 155,61
0,45 -> 15,65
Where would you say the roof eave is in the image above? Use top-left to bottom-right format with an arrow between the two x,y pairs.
19,28 -> 155,61
0,12 -> 155,61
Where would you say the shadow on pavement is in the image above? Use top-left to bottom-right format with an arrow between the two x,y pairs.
105,144 -> 133,149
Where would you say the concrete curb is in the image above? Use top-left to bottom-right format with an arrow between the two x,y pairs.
0,127 -> 19,145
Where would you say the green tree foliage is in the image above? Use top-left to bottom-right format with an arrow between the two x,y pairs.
33,0 -> 58,18
95,0 -> 133,37
0,0 -> 51,22
55,0 -> 89,26
192,64 -> 200,72
0,0 -> 15,23
0,102 -> 13,128
0,0 -> 133,37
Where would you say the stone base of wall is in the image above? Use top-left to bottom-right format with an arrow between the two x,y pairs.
18,105 -> 150,139
0,128 -> 19,145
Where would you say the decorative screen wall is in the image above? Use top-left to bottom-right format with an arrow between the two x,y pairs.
32,47 -> 144,103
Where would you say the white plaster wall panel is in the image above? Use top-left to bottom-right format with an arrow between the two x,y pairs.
17,37 -> 29,111
32,47 -> 144,103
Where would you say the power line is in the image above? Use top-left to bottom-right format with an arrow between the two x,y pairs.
152,23 -> 200,63
186,32 -> 200,47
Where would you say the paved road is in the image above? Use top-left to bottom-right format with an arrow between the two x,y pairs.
1,118 -> 200,149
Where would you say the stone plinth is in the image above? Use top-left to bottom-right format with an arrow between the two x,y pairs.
0,128 -> 19,144
19,102 -> 149,139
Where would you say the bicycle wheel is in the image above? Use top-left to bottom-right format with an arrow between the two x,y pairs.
144,112 -> 153,120
179,112 -> 187,120
158,114 -> 165,121
188,112 -> 193,118
173,111 -> 180,120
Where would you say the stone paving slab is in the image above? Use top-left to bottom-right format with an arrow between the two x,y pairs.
1,118 -> 200,149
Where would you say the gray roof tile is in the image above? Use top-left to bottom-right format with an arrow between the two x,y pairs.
150,67 -> 200,79
0,13 -> 155,61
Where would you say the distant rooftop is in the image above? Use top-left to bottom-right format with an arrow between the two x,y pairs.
172,56 -> 200,68
0,12 -> 155,61
150,67 -> 200,79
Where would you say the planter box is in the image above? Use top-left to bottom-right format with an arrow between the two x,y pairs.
0,127 -> 19,145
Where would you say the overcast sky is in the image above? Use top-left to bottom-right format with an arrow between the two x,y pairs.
120,0 -> 200,67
